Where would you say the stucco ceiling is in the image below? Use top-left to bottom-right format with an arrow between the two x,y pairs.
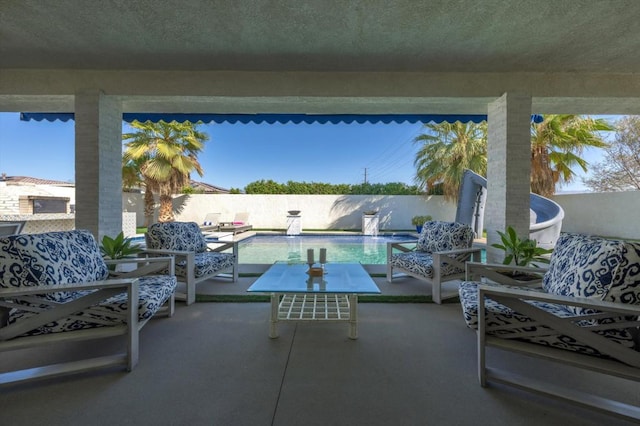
2,0 -> 640,115
3,0 -> 639,72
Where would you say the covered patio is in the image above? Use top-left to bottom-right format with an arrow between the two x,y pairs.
2,275 -> 637,425
3,1 -> 640,255
1,1 -> 640,424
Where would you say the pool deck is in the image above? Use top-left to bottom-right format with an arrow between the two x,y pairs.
194,269 -> 463,300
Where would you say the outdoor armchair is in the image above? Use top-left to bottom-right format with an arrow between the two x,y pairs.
387,221 -> 481,304
145,221 -> 238,305
459,232 -> 640,421
0,230 -> 176,385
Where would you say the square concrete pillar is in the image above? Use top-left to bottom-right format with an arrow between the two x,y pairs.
485,93 -> 532,263
74,91 -> 123,240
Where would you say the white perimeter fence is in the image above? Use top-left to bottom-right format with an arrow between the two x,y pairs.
123,192 -> 640,240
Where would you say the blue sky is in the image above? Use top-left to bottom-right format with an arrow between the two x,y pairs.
0,112 -> 614,192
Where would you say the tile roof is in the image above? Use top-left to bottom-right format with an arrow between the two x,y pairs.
190,180 -> 229,194
1,175 -> 75,186
1,175 -> 229,193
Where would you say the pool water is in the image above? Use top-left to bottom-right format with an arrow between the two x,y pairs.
239,234 -> 416,265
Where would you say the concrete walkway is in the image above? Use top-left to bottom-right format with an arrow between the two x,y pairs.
0,276 -> 637,425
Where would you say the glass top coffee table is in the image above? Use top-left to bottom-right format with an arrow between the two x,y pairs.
247,262 -> 381,339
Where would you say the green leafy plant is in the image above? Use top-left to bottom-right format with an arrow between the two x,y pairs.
491,226 -> 553,267
411,215 -> 433,226
100,232 -> 143,260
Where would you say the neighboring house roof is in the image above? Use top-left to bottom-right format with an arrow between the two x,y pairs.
1,175 -> 75,187
190,180 -> 230,194
1,174 -> 229,194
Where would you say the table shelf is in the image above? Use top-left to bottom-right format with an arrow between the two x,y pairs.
278,294 -> 351,321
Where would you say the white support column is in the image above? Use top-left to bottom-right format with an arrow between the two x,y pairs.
485,93 -> 532,263
74,90 -> 123,240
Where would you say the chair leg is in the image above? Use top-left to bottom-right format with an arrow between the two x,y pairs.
432,276 -> 442,304
432,287 -> 441,304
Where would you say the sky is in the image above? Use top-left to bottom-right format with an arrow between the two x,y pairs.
0,112 -> 616,193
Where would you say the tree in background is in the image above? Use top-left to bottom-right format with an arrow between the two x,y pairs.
123,120 -> 207,223
413,121 -> 487,200
412,115 -> 612,201
530,115 -> 612,197
122,155 -> 158,228
583,116 -> 640,191
243,180 -> 420,195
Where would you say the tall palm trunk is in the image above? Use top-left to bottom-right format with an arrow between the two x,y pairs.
143,189 -> 155,227
158,194 -> 175,222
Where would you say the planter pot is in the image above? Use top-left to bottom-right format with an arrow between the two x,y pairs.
416,225 -> 423,234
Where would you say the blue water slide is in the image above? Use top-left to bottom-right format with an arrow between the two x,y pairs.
455,169 -> 564,248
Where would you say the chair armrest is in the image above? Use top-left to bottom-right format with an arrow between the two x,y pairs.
466,262 -> 547,287
431,247 -> 482,273
0,279 -> 140,342
387,240 -> 418,253
433,247 -> 482,257
143,248 -> 192,257
477,284 -> 640,367
0,278 -> 135,298
106,256 -> 175,278
478,284 -> 640,315
206,241 -> 238,253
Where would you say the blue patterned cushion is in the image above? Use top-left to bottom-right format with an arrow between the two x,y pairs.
146,222 -> 208,253
416,221 -> 474,253
390,251 -> 464,279
609,241 -> 640,305
543,233 -> 625,316
459,281 -> 637,358
10,230 -> 109,285
174,252 -> 235,278
8,275 -> 177,336
0,230 -> 109,304
0,235 -> 32,288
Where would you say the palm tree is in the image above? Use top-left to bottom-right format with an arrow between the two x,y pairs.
122,155 -> 159,228
413,115 -> 612,201
123,120 -> 208,223
413,121 -> 487,200
530,115 -> 612,197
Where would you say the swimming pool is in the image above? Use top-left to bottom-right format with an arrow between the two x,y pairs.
238,234 -> 415,265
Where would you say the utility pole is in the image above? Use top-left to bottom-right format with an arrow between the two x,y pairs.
364,167 -> 368,184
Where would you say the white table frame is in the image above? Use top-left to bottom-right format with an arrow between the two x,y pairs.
269,292 -> 359,339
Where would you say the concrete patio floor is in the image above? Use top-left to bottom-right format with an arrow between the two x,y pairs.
0,275 -> 637,425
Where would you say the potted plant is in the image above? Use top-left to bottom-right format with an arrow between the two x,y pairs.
491,226 -> 553,279
100,232 -> 143,271
411,215 -> 432,233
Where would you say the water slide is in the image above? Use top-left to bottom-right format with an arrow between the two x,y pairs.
455,170 -> 564,249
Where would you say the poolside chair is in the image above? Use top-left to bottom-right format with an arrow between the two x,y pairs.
459,232 -> 640,421
386,221 -> 481,304
144,222 -> 238,305
200,212 -> 221,231
219,212 -> 253,235
0,221 -> 25,236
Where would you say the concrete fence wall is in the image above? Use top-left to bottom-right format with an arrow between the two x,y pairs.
123,191 -> 640,240
124,193 -> 457,231
552,192 -> 639,240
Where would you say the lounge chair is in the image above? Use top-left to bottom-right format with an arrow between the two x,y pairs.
219,212 -> 253,234
200,212 -> 221,231
386,221 -> 481,304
